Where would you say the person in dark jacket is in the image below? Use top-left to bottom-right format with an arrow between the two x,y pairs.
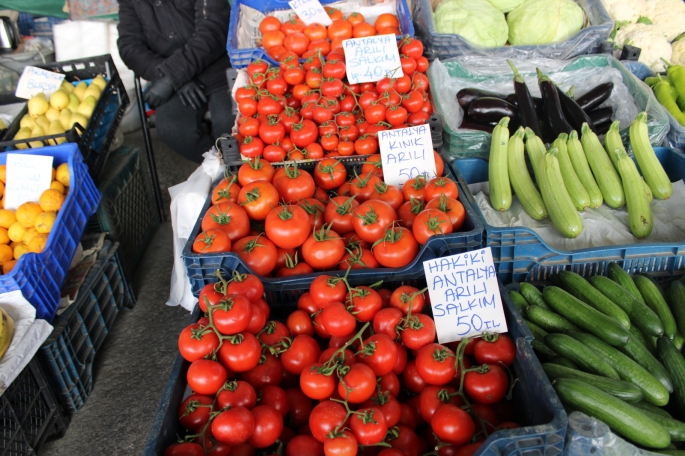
117,0 -> 233,163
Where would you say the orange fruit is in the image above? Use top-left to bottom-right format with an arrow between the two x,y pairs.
27,233 -> 48,253
0,181 -> 4,198
3,259 -> 16,274
9,241 -> 19,249
0,244 -> 11,263
0,165 -> 6,183
0,209 -> 16,229
35,211 -> 56,234
7,222 -> 25,243
16,202 -> 42,228
13,243 -> 29,259
56,163 -> 69,187
39,189 -> 64,212
22,227 -> 38,245
50,181 -> 66,194
0,228 -> 9,245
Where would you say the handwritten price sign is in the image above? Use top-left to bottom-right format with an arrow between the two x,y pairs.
378,125 -> 436,188
342,35 -> 403,85
15,66 -> 65,100
288,0 -> 332,26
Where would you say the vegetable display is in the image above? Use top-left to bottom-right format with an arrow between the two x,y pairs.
649,60 -> 685,127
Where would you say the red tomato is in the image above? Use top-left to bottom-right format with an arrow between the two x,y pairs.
238,157 -> 275,187
368,183 -> 404,211
192,229 -> 231,254
258,321 -> 290,346
212,406 -> 255,445
319,348 -> 356,366
352,200 -> 397,243
434,151 -> 445,177
309,400 -> 348,443
425,195 -> 466,231
387,426 -> 421,456
400,314 -> 436,350
286,435 -> 324,456
339,247 -> 380,270
239,116 -> 260,136
248,405 -> 284,448
240,352 -> 283,391
372,307 -> 402,340
300,363 -> 337,400
232,235 -> 278,276
386,105 -> 408,126
187,359 -> 228,395
474,334 -> 516,367
290,119 -> 318,147
402,359 -> 427,394
324,430 -> 358,456
284,32 -> 309,56
299,198 -> 326,230
325,196 -> 360,235
321,302 -> 357,337
273,164 -> 316,203
350,407 -> 388,445
397,198 -> 425,231
375,13 -> 399,32
201,202 -> 250,242
464,364 -> 508,405
418,385 -> 462,423
471,403 -> 499,434
430,404 -> 475,447
226,272 -> 264,303
354,135 -> 379,155
328,19 -> 352,40
178,393 -> 213,432
412,209 -> 453,245
402,90 -> 425,114
264,144 -> 286,162
372,226 -> 419,268
357,333 -> 398,376
286,309 -> 314,337
238,181 -> 280,220
361,155 -> 383,178
216,380 -> 257,410
164,443 -> 204,456
310,275 -> 347,308
415,343 -> 456,386
210,294 -> 253,335
403,176 -> 427,201
178,322 -> 220,362
218,332 -> 261,372
346,286 -> 383,322
337,363 -> 377,404
261,385 -> 290,417
301,225 -> 346,270
239,98 -> 258,117
240,135 -> 265,158
425,177 -> 459,201
281,334 -> 321,375
258,117 -> 287,144
285,388 -> 314,428
212,177 -> 241,205
265,204 -> 311,249
313,158 -> 347,190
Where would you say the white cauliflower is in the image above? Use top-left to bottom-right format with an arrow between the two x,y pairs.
644,0 -> 685,41
601,0 -> 648,23
672,39 -> 685,67
615,23 -> 673,72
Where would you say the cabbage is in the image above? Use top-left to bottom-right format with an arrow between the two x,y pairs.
486,0 -> 525,14
434,0 -> 508,47
507,0 -> 585,45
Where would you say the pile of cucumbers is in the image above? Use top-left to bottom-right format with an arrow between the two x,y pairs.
488,112 -> 673,239
509,263 -> 685,451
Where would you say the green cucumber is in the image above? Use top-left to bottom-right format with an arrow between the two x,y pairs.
608,262 -> 644,304
653,450 -> 685,455
639,409 -> 685,441
526,305 -> 580,333
675,331 -> 685,351
632,400 -> 673,418
630,324 -> 657,356
519,283 -> 550,310
635,275 -> 678,340
548,355 -> 579,369
658,337 -> 685,420
531,339 -> 557,357
668,281 -> 685,338
542,286 -> 630,346
523,319 -> 548,340
544,333 -> 620,379
558,271 -> 631,329
588,275 -> 664,337
542,363 -> 643,402
553,378 -> 671,449
508,290 -> 529,316
568,331 -> 669,406
618,332 -> 673,393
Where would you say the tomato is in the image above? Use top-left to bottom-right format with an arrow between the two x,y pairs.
418,385 -> 462,423
397,198 -> 424,231
258,321 -> 290,347
320,302 -> 356,337
232,235 -> 278,276
400,359 -> 427,394
471,403 -> 499,435
352,200 -> 397,243
328,19 -> 352,40
430,404 -> 474,447
238,116 -> 260,137
474,334 -> 516,367
412,209 -> 453,245
238,157 -> 275,187
320,347 -> 356,367
323,196 -> 359,235
464,364 -> 508,404
187,359 -> 228,395
401,175 -> 426,201
364,103 -> 386,124
400,314 -> 436,350
283,32 -> 309,56
347,286 -> 383,322
238,181 -> 279,220
247,59 -> 269,78
388,426 -> 421,456
290,119 -> 318,147
415,343 -> 456,386
260,385 -> 290,418
265,204 -> 311,249
239,98 -> 258,117
216,380 -> 257,411
310,400 -> 348,443
310,274 -> 347,308
338,363 -> 376,403
300,363 -> 337,400
372,308 -> 402,340
299,198 -> 325,230
369,183 -> 404,211
424,177 -> 459,201
277,254 -> 315,276
240,135 -> 265,159
217,332 -> 260,372
312,159 -> 346,191
302,22 -> 326,41
240,352 -> 283,390
385,105 -> 408,126
178,393 -> 213,432
281,334 -> 321,375
192,229 -> 231,254
258,118 -> 286,146
372,226 -> 419,268
339,247 -> 379,270
357,333 -> 398,376
226,272 -> 264,303
425,195 -> 466,231
210,294 -> 253,335
247,301 -> 269,334
305,67 -> 323,89
283,311 -> 311,338
201,202 -> 250,242
246,405 -> 284,448
338,125 -> 359,143
301,225 -> 346,270
408,111 -> 430,126
313,311 -> 332,339
374,13 -> 399,32
178,322 -> 220,362
164,442 -> 204,456
354,135 -> 378,155
350,407 -> 387,445
321,78 -> 344,99
286,435 -> 324,456
212,177 -> 241,205
324,430 -> 357,456
212,406 -> 255,445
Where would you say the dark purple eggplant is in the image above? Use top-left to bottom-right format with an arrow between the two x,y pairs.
508,60 -> 542,138
536,68 -> 573,138
576,82 -> 614,111
595,120 -> 612,135
557,84 -> 595,133
506,94 -> 543,112
588,107 -> 613,126
467,97 -> 518,123
458,118 -> 496,133
457,88 -> 507,109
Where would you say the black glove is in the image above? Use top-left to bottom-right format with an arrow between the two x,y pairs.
144,75 -> 175,109
178,80 -> 207,110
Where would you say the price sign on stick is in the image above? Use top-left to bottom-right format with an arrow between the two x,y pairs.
288,0 -> 332,26
378,125 -> 436,188
4,154 -> 54,210
15,66 -> 65,99
423,247 -> 508,344
342,35 -> 403,85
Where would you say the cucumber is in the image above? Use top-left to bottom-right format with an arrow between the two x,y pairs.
588,275 -> 664,337
508,127 -> 547,220
608,262 -> 644,304
675,331 -> 685,351
638,272 -> 667,299
630,324 -> 657,356
639,409 -> 685,441
544,333 -> 620,379
543,362 -> 643,402
538,148 -> 583,238
542,286 -> 630,346
548,355 -> 579,369
615,147 -> 653,238
519,283 -> 550,310
489,117 -> 512,211
630,112 -> 673,200
567,331 -> 670,406
567,130 -> 603,208
523,319 -> 548,340
508,290 -> 529,316
632,400 -> 673,418
635,275 -> 678,340
581,122 -> 625,209
658,337 -> 685,420
668,281 -> 685,338
526,305 -> 580,333
618,332 -> 673,393
558,271 -> 631,329
653,451 -> 685,455
553,133 -> 590,211
531,338 -> 557,357
553,378 -> 671,449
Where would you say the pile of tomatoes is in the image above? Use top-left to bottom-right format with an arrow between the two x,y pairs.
234,35 -> 430,162
167,271 -> 520,456
191,156 -> 469,276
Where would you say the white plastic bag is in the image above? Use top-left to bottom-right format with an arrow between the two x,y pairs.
167,146 -> 226,312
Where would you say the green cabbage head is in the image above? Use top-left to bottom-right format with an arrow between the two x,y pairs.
434,0 -> 508,48
486,0 -> 525,14
507,0 -> 585,45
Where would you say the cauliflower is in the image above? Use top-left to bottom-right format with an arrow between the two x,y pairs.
615,23 -> 673,72
672,39 -> 685,67
601,0 -> 648,23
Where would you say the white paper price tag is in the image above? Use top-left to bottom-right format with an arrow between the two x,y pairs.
15,66 -> 65,100
288,0 -> 333,26
423,248 -> 508,344
378,125 -> 436,188
342,35 -> 403,84
4,154 -> 54,210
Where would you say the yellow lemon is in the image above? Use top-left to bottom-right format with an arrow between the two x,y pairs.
50,181 -> 65,194
27,233 -> 48,253
13,243 -> 30,259
34,211 -> 56,234
16,202 -> 42,228
0,227 -> 9,245
0,244 -> 12,264
3,259 -> 16,274
21,227 -> 38,245
55,163 -> 70,187
7,222 -> 26,243
39,189 -> 65,212
0,209 -> 16,229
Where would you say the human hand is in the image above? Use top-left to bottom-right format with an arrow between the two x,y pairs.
144,75 -> 175,108
178,80 -> 207,110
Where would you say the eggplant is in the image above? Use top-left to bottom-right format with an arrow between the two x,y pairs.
467,97 -> 518,123
557,85 -> 595,133
508,60 -> 542,138
575,82 -> 614,112
595,120 -> 612,135
588,107 -> 613,126
536,68 -> 573,138
458,118 -> 496,133
457,88 -> 508,109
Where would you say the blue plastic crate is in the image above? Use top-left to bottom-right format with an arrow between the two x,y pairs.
0,143 -> 100,321
143,272 -> 566,456
450,147 -> 685,284
227,0 -> 414,68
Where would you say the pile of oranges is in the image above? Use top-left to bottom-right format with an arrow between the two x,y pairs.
0,162 -> 70,274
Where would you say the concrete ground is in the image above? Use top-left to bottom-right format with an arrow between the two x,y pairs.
40,127 -> 200,455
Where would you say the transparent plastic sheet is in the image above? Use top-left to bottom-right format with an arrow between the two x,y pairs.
428,55 -> 670,160
412,0 -> 613,60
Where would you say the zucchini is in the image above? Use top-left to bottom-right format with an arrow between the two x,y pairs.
658,337 -> 685,420
508,290 -> 529,316
618,332 -> 673,393
553,133 -> 590,211
632,400 -> 673,419
639,409 -> 685,441
542,286 -> 630,346
542,362 -> 643,402
558,271 -> 631,329
526,305 -> 580,333
608,262 -> 644,304
508,127 -> 547,220
523,319 -> 548,340
668,281 -> 685,339
489,117 -> 512,211
614,147 -> 653,238
548,355 -> 579,369
544,333 -> 620,379
581,122 -> 625,209
630,324 -> 657,356
635,275 -> 678,340
553,378 -> 671,449
629,112 -> 673,200
588,275 -> 664,337
531,338 -> 557,357
524,127 -> 545,184
567,130 -> 603,208
653,451 -> 685,456
567,330 -> 670,406
519,283 -> 550,310
538,148 -> 583,239
605,120 -> 654,203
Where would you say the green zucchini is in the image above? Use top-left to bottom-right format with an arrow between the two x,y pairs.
557,271 -> 631,329
652,450 -> 685,455
526,305 -> 579,333
519,283 -> 550,310
548,355 -> 579,369
614,147 -> 654,238
523,319 -> 548,340
639,409 -> 685,441
632,400 -> 673,418
635,275 -> 678,340
604,121 -> 653,202
542,286 -> 630,346
658,337 -> 685,420
668,281 -> 685,338
553,133 -> 590,211
608,262 -> 645,304
531,338 -> 557,357
566,130 -> 603,208
580,122 -> 625,209
553,378 -> 671,449
630,324 -> 657,356
538,148 -> 583,238
544,333 -> 619,379
618,332 -> 673,393
542,363 -> 643,402
567,330 -> 670,406
588,275 -> 664,337
508,127 -> 547,220
524,127 -> 546,184
629,112 -> 673,200
508,290 -> 529,316
489,117 -> 511,211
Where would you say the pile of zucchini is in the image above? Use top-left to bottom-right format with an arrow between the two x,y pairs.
509,264 -> 685,451
488,112 -> 673,239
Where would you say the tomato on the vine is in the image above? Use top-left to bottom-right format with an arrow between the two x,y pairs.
178,322 -> 220,362
474,334 -> 516,367
350,407 -> 388,445
400,314 -> 436,350
232,235 -> 278,276
372,226 -> 419,269
301,224 -> 346,270
216,380 -> 257,410
218,332 -> 261,372
430,404 -> 475,447
415,343 -> 456,386
238,181 -> 280,221
212,406 -> 255,445
192,229 -> 231,253
187,359 -> 228,395
281,334 -> 321,375
309,400 -> 348,443
300,363 -> 337,400
357,333 -> 398,376
201,202 -> 250,242
464,364 -> 509,405
265,204 -> 311,249
320,302 -> 356,338
413,208 -> 453,245
178,393 -> 214,432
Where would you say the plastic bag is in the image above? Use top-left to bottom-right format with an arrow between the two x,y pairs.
167,146 -> 226,312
